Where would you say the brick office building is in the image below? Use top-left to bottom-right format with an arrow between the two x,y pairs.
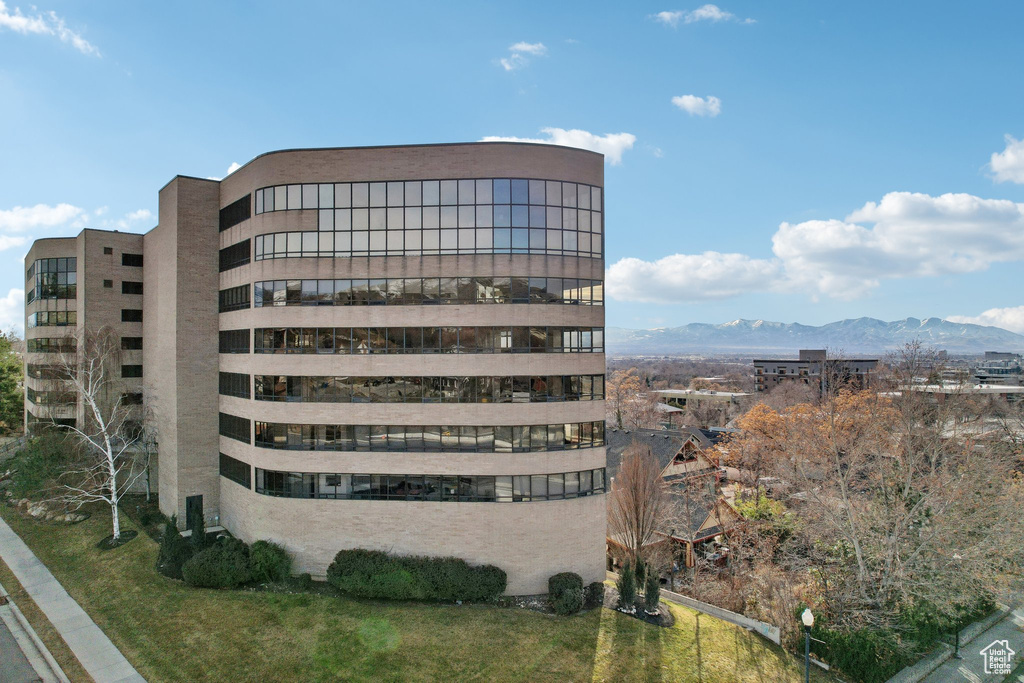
23,143 -> 608,594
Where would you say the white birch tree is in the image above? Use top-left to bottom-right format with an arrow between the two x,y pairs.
51,328 -> 148,541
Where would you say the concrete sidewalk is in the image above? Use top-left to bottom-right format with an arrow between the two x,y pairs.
0,515 -> 145,683
921,604 -> 1024,682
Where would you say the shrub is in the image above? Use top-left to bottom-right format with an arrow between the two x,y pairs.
6,433 -> 79,499
548,572 -> 584,615
584,582 -> 605,610
182,537 -> 252,588
634,557 -> 646,585
644,571 -> 660,612
616,561 -> 636,609
249,540 -> 293,583
189,511 -> 209,552
326,549 -> 506,602
296,573 -> 313,590
553,587 -> 584,615
548,572 -> 583,597
155,515 -> 193,580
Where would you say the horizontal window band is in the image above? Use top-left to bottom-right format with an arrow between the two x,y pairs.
250,326 -> 604,355
247,420 -> 606,453
241,463 -> 607,503
250,276 -> 603,307
222,373 -> 605,403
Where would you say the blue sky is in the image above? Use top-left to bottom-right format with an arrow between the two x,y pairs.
2,1 -> 1023,332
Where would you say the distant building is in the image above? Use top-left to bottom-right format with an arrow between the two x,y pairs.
653,388 -> 751,409
752,349 -> 878,394
973,352 -> 1022,386
900,383 -> 1024,405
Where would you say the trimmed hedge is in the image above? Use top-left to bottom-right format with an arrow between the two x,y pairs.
549,572 -> 584,615
549,572 -> 583,596
182,537 -> 252,589
249,540 -> 292,583
326,549 -> 506,602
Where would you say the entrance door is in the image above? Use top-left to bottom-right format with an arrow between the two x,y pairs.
185,495 -> 203,531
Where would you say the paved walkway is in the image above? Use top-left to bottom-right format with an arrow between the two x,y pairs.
0,515 -> 145,683
921,604 -> 1024,682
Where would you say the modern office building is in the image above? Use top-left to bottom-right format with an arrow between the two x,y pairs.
752,349 -> 878,394
23,142 -> 608,594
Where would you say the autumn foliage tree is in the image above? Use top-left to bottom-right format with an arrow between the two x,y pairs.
769,385 -> 1023,634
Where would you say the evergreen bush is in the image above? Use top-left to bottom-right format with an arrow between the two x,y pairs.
548,572 -> 584,615
548,572 -> 583,597
644,571 -> 661,612
583,582 -> 605,610
249,540 -> 293,583
189,511 -> 209,552
634,557 -> 646,585
155,515 -> 193,580
552,588 -> 584,615
326,549 -> 506,602
617,560 -> 636,609
181,537 -> 252,589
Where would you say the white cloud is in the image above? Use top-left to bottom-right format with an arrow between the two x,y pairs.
947,306 -> 1024,334
480,127 -> 636,165
108,208 -> 154,229
206,162 -> 243,181
0,203 -> 83,232
0,235 -> 27,251
671,94 -> 721,117
608,191 -> 1024,303
0,288 -> 24,333
990,134 -> 1024,184
654,10 -> 686,27
607,252 -> 780,303
0,1 -> 99,56
509,42 -> 546,56
654,5 -> 754,27
688,4 -> 734,22
498,41 -> 546,71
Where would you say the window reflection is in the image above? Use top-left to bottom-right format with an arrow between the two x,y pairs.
253,467 -> 607,501
251,177 -> 603,259
253,421 -> 605,452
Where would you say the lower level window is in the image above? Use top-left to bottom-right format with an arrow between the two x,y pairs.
252,421 -> 605,452
250,467 -> 606,501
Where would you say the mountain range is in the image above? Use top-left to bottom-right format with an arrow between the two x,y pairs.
606,317 -> 1024,355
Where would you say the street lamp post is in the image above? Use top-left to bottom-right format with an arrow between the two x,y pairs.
801,608 -> 814,683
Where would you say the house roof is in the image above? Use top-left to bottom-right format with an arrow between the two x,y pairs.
606,427 -> 733,478
605,428 -> 686,478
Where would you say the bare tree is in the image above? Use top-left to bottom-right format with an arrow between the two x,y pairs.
51,328 -> 149,540
776,377 -> 1024,631
607,443 -> 670,562
606,367 -> 660,430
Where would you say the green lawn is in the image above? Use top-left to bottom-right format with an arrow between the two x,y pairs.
0,504 -> 836,682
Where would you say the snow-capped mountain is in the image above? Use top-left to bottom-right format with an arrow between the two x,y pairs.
606,317 -> 1024,354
